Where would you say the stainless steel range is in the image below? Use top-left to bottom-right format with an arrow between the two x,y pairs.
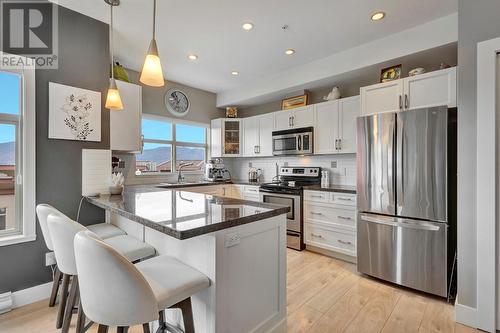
259,166 -> 321,250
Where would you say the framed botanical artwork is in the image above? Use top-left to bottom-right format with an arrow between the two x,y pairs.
48,82 -> 101,142
380,64 -> 402,83
282,94 -> 309,110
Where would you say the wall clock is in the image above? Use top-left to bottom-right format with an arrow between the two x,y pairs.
165,88 -> 190,117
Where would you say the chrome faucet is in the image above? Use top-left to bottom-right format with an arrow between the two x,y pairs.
177,162 -> 194,183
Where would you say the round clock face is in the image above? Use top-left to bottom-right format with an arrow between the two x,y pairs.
165,89 -> 190,117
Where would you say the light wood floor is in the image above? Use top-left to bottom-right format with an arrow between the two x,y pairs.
0,249 -> 477,333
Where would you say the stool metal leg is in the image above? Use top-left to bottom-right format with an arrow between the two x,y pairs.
142,323 -> 151,333
49,266 -> 62,307
117,327 -> 129,333
178,298 -> 195,333
56,274 -> 70,329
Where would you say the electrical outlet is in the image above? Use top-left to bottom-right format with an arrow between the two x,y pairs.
248,162 -> 252,168
331,161 -> 338,168
224,233 -> 241,248
45,252 -> 56,266
284,161 -> 289,166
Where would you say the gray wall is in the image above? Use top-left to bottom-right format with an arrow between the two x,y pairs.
0,6 -> 110,293
126,69 -> 224,123
457,0 -> 500,309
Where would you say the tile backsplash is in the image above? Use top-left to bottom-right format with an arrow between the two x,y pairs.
228,154 -> 356,186
114,153 -> 356,186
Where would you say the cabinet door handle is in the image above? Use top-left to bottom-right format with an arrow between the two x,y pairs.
338,139 -> 342,150
405,94 -> 409,109
399,95 -> 403,110
311,233 -> 323,239
291,116 -> 295,127
337,197 -> 353,201
337,239 -> 352,245
334,139 -> 338,150
311,212 -> 323,216
337,216 -> 352,220
311,195 -> 324,198
254,146 -> 258,154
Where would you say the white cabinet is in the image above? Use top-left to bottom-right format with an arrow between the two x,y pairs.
210,119 -> 222,158
273,106 -> 314,131
110,81 -> 142,152
314,96 -> 360,155
210,118 -> 242,157
304,190 -> 357,258
360,67 -> 457,116
243,113 -> 273,157
360,80 -> 404,116
404,67 -> 457,109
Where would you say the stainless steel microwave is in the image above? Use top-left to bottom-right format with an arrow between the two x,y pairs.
272,127 -> 313,156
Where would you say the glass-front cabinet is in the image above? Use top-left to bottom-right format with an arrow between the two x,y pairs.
210,118 -> 242,157
223,119 -> 241,155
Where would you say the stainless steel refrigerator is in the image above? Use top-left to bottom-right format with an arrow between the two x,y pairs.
356,106 -> 457,298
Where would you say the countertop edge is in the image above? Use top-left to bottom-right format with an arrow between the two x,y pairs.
85,195 -> 289,240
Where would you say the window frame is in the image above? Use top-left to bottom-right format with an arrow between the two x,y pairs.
0,52 -> 36,247
137,114 -> 209,176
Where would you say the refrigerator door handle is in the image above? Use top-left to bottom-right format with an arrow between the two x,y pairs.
396,116 -> 404,214
359,214 -> 441,231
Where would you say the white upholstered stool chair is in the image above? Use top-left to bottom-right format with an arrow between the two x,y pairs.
47,214 -> 156,333
36,204 -> 126,307
74,230 -> 210,333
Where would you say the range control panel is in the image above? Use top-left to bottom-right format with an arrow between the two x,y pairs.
279,167 -> 320,177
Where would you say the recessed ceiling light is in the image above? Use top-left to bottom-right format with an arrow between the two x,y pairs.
285,49 -> 295,55
231,71 -> 239,76
187,54 -> 198,61
242,22 -> 254,31
371,11 -> 385,21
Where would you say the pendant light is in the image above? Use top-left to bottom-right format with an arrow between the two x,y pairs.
140,0 -> 165,87
105,0 -> 123,110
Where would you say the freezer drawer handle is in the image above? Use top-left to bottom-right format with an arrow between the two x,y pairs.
337,239 -> 352,245
360,214 -> 441,231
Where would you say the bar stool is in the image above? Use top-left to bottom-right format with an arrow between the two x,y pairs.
74,230 -> 210,333
36,204 -> 126,307
47,214 -> 156,333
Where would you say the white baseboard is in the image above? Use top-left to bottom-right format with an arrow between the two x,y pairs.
454,302 -> 478,329
11,282 -> 52,309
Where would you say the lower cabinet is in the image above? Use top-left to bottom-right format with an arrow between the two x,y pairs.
304,190 -> 357,258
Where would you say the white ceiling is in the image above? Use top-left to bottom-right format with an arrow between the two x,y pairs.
54,0 -> 457,94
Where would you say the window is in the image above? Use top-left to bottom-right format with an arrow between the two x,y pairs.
0,53 -> 36,246
135,116 -> 207,174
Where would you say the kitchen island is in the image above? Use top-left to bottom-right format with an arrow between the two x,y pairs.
86,186 -> 289,333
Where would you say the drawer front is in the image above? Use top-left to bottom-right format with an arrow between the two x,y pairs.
305,204 -> 356,229
304,191 -> 329,203
243,185 -> 260,195
242,194 -> 260,202
305,223 -> 356,255
330,192 -> 356,206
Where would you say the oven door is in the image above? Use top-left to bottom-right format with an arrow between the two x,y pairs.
259,191 -> 301,233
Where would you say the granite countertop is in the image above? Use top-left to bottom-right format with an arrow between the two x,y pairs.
86,186 -> 289,240
303,184 -> 357,194
155,180 -> 264,189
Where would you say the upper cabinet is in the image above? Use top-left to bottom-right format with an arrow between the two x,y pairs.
314,96 -> 360,155
360,67 -> 456,116
210,118 -> 242,158
274,105 -> 314,131
110,81 -> 142,152
243,113 -> 273,157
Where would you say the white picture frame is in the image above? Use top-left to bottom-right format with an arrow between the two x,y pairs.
48,82 -> 101,142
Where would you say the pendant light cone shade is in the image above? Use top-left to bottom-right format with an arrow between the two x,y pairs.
106,78 -> 123,110
140,38 -> 164,87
